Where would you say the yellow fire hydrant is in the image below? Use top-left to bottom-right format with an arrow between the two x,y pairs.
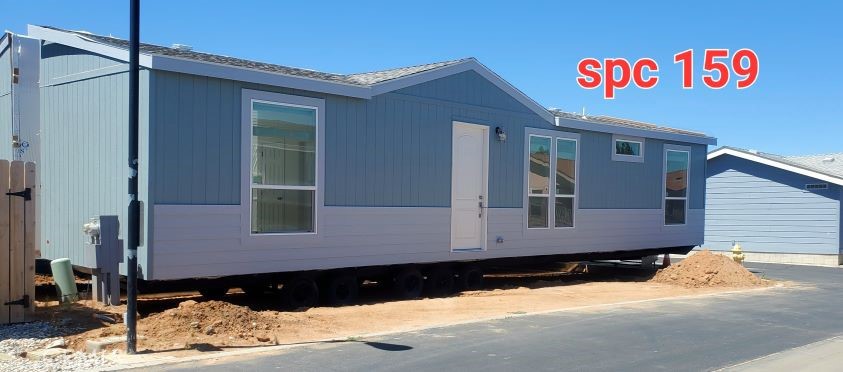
731,242 -> 745,265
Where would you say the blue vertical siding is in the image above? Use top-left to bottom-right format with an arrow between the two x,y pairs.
149,68 -> 707,210
149,69 -> 554,208
577,133 -> 707,210
394,70 -> 535,115
39,44 -> 151,277
705,155 -> 841,254
150,71 -> 319,205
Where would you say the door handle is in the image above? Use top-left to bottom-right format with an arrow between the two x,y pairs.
478,201 -> 484,218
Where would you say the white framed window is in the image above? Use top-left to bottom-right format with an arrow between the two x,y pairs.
555,138 -> 577,228
526,132 -> 579,229
249,99 -> 318,234
528,135 -> 552,228
664,149 -> 690,225
612,135 -> 645,163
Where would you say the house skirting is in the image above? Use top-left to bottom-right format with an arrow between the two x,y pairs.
684,249 -> 841,267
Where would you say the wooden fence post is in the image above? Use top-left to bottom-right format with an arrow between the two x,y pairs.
8,161 -> 25,323
24,162 -> 36,318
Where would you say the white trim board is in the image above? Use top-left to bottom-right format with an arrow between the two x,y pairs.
708,147 -> 843,186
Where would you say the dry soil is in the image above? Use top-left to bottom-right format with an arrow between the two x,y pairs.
650,250 -> 769,288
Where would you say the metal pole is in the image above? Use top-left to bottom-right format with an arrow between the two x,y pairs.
126,0 -> 140,355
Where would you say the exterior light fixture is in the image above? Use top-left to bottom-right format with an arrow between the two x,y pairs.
495,126 -> 507,142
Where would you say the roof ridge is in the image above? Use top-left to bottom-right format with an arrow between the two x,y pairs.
345,58 -> 471,77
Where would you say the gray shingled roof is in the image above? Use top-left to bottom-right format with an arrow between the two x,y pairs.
715,146 -> 843,179
346,59 -> 469,85
41,26 -> 466,86
785,153 -> 843,178
550,109 -> 710,138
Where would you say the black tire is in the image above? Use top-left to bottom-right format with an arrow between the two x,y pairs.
241,284 -> 270,298
456,265 -> 484,291
198,286 -> 229,299
425,266 -> 455,297
322,273 -> 359,306
280,276 -> 320,310
392,267 -> 424,299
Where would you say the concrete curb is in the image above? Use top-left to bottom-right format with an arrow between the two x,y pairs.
102,284 -> 792,371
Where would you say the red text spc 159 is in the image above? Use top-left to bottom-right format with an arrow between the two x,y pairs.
576,49 -> 759,99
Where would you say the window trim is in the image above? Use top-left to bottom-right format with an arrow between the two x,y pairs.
524,129 -> 580,232
241,90 -> 325,239
663,146 -> 690,226
527,134 -> 552,229
612,134 -> 645,163
249,99 -> 318,235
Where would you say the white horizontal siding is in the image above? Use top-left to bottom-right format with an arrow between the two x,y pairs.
151,205 -> 704,280
485,208 -> 703,253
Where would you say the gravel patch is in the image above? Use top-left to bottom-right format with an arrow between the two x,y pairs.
0,321 -> 113,371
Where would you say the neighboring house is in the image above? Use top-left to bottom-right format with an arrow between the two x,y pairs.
706,147 -> 843,266
16,25 -> 716,282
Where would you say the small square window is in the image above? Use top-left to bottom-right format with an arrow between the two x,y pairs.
612,135 -> 645,162
615,140 -> 642,156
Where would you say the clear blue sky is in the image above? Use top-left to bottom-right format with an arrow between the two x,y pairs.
3,1 -> 840,155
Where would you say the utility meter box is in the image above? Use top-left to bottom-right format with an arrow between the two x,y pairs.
82,215 -> 122,305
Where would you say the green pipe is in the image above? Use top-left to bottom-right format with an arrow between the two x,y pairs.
50,258 -> 78,303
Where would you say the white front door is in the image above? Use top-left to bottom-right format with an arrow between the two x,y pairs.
451,122 -> 489,251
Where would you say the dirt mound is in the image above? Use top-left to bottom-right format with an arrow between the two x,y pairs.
139,300 -> 284,343
650,250 -> 768,288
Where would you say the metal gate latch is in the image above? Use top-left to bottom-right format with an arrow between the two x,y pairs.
4,295 -> 30,308
6,187 -> 31,200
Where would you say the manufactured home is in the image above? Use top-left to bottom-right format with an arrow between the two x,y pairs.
706,147 -> 842,266
16,25 -> 715,304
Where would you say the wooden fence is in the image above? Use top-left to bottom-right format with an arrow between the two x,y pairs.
0,160 -> 36,325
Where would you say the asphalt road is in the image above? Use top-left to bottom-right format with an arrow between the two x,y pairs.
143,263 -> 843,372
